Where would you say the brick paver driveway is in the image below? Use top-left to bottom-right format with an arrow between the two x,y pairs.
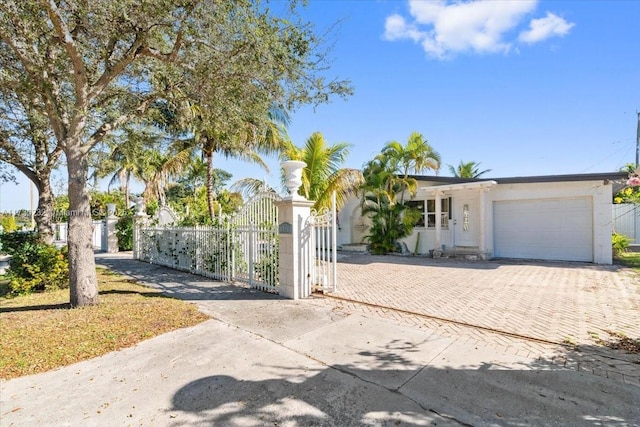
332,254 -> 640,347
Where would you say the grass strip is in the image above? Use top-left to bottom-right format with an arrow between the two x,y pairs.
0,268 -> 209,380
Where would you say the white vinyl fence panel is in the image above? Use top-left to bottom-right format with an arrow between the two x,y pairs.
613,203 -> 640,243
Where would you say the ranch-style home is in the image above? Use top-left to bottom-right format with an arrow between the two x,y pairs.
337,172 -> 628,265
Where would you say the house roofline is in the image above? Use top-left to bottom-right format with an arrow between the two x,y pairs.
408,172 -> 628,185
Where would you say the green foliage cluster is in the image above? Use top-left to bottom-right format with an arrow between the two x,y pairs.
614,186 -> 640,204
0,215 -> 17,233
255,240 -> 279,287
360,132 -> 440,255
612,232 -> 632,256
167,176 -> 242,226
116,210 -> 134,251
614,164 -> 640,204
0,232 -> 69,295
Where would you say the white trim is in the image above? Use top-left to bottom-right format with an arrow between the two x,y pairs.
420,180 -> 497,193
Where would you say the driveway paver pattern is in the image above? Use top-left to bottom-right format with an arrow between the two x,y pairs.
323,253 -> 640,386
331,254 -> 640,346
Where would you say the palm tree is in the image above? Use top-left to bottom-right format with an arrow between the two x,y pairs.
280,132 -> 363,211
186,104 -> 290,220
94,125 -> 192,208
360,132 -> 441,254
448,161 -> 492,179
379,131 -> 441,203
138,146 -> 193,206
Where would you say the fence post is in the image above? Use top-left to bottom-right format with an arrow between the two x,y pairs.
277,160 -> 313,299
133,207 -> 148,260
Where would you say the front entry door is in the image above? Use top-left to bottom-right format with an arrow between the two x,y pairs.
454,197 -> 478,247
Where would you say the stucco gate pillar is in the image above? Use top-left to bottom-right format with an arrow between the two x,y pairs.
277,161 -> 314,300
103,203 -> 119,253
132,199 -> 148,260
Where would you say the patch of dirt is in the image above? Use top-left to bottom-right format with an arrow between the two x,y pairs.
595,330 -> 640,354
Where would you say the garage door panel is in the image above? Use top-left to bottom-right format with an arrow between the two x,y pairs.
494,198 -> 593,262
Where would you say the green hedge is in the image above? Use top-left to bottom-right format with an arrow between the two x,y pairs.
0,231 -> 69,295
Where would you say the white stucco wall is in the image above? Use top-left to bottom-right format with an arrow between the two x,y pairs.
339,178 -> 615,264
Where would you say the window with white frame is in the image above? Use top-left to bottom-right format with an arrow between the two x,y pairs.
407,198 -> 451,229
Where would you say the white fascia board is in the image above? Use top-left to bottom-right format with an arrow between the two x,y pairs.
420,180 -> 498,194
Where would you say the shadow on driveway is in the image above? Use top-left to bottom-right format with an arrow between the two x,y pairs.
171,347 -> 640,427
96,256 -> 283,302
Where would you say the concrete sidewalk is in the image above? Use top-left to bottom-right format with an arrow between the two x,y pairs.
1,253 -> 638,426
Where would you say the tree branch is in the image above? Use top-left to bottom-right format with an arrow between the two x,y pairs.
43,0 -> 89,108
84,95 -> 156,152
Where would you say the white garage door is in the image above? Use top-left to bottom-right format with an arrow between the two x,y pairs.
493,197 -> 593,262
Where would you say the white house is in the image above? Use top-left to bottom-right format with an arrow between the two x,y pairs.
337,172 -> 628,265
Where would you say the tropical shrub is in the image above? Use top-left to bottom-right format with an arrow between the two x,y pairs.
0,215 -> 18,233
255,249 -> 279,287
359,132 -> 440,255
1,231 -> 69,295
612,232 -> 631,256
0,231 -> 39,256
116,210 -> 134,251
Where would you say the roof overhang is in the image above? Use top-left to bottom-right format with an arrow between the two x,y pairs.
420,180 -> 498,194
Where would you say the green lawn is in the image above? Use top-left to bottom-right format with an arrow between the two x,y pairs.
0,268 -> 209,380
614,251 -> 640,271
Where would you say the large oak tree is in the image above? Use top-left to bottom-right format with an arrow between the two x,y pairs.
0,0 -> 351,306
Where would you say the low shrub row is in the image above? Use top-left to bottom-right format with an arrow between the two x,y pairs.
0,231 -> 69,295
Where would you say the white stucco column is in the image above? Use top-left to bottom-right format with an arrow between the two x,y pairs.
277,160 -> 314,299
103,203 -> 119,253
276,197 -> 313,299
435,191 -> 442,249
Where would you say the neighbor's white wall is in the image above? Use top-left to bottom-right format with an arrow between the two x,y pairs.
336,197 -> 364,246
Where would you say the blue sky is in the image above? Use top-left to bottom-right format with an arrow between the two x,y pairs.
2,0 -> 639,211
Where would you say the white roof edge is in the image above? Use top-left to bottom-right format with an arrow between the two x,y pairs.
419,180 -> 498,193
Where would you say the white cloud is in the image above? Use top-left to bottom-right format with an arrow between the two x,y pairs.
519,12 -> 575,43
384,0 -> 574,59
384,14 -> 426,43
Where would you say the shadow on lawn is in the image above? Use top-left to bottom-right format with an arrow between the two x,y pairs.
0,302 -> 71,312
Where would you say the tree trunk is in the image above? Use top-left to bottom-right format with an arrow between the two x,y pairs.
66,146 -> 99,307
205,150 -> 216,221
34,179 -> 55,245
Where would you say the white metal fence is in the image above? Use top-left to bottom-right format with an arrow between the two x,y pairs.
613,203 -> 640,243
134,192 -> 281,293
133,191 -> 338,297
301,193 -> 338,295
